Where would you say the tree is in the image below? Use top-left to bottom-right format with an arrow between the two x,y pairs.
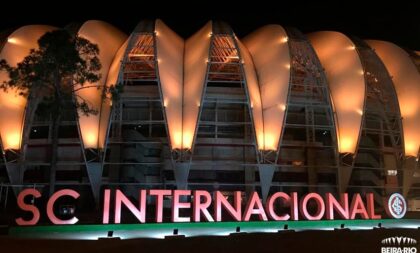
0,29 -> 107,194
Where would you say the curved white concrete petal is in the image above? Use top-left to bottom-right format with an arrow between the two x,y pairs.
183,21 -> 212,150
308,31 -> 366,154
367,40 -> 420,157
0,25 -> 56,150
237,40 -> 264,150
243,25 -> 290,151
155,19 -> 184,150
76,20 -> 127,149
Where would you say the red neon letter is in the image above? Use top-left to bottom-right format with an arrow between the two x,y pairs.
266,192 -> 291,221
150,189 -> 171,223
243,192 -> 268,221
300,193 -> 325,220
214,191 -> 242,221
193,190 -> 214,222
114,189 -> 146,223
102,189 -> 111,224
325,193 -> 349,220
47,189 -> 80,225
172,190 -> 191,222
366,193 -> 381,219
16,189 -> 41,226
291,192 -> 299,220
350,194 -> 369,219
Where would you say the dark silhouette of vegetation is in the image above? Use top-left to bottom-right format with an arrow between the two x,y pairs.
0,29 -> 117,194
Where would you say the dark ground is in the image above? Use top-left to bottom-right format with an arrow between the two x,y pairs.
1,228 -> 419,253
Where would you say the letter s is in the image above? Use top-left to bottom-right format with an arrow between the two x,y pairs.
16,189 -> 41,226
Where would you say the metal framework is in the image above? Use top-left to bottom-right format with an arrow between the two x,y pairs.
188,22 -> 259,194
271,28 -> 339,194
104,21 -> 172,199
348,38 -> 404,205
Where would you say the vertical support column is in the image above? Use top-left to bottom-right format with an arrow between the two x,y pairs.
86,162 -> 103,205
338,154 -> 354,193
307,148 -> 317,192
5,163 -> 23,196
258,164 -> 275,203
108,98 -> 122,183
338,166 -> 353,193
1,144 -> 24,196
403,157 -> 417,197
174,162 -> 190,190
245,166 -> 255,197
108,146 -> 121,182
384,154 -> 398,195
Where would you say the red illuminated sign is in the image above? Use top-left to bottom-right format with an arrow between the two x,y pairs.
15,189 -> 403,226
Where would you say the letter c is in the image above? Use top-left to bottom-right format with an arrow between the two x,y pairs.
47,189 -> 80,224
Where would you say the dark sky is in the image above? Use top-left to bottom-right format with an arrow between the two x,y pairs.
1,1 -> 419,50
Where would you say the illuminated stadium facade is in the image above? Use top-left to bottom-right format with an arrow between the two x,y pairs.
0,19 -> 420,224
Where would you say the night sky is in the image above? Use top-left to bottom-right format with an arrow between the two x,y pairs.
0,1 -> 418,50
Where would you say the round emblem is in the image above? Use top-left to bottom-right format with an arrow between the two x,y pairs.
387,193 -> 407,219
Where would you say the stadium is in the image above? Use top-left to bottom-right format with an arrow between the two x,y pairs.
0,19 -> 420,239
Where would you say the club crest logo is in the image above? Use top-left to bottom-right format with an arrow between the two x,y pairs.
386,193 -> 407,219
